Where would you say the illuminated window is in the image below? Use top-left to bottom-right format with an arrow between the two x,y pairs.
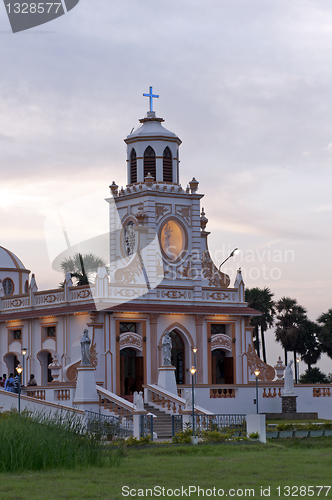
160,219 -> 187,262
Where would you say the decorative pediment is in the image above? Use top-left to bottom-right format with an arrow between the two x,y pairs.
119,333 -> 142,351
155,204 -> 172,222
114,253 -> 143,284
202,250 -> 230,288
175,205 -> 191,225
246,344 -> 275,382
211,334 -> 232,352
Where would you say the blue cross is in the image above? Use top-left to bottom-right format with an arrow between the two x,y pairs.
143,86 -> 159,112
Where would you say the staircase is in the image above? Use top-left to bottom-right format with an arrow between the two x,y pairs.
144,403 -> 173,440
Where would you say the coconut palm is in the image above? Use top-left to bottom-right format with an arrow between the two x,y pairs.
317,308 -> 332,359
275,297 -> 307,366
245,287 -> 275,363
298,320 -> 322,373
60,252 -> 106,286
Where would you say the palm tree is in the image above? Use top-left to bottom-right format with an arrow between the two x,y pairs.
60,252 -> 106,286
245,287 -> 275,363
317,309 -> 332,359
275,297 -> 307,366
298,320 -> 322,373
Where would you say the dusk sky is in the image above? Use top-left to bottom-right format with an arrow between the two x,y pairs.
1,0 -> 331,373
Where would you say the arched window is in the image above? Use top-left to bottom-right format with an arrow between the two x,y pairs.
143,146 -> 156,180
163,147 -> 173,182
130,148 -> 137,184
2,278 -> 14,296
170,330 -> 185,384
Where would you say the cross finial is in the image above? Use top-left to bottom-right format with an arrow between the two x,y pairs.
143,86 -> 159,112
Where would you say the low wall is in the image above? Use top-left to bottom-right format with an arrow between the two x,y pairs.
179,384 -> 332,419
0,389 -> 84,417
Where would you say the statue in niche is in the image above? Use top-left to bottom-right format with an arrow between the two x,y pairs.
80,329 -> 91,366
162,331 -> 172,366
283,360 -> 295,395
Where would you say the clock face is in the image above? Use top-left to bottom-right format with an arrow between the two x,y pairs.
160,219 -> 187,262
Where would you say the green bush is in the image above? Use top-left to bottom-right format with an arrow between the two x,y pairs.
201,429 -> 235,442
275,423 -> 295,431
172,427 -> 194,444
248,432 -> 260,439
125,435 -> 152,446
0,410 -> 122,472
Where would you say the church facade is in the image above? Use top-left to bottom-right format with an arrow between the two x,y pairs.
0,95 -> 282,415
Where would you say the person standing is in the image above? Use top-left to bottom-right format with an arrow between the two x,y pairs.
5,373 -> 15,392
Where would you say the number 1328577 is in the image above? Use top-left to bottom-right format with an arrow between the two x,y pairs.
276,486 -> 331,497
6,3 -> 62,14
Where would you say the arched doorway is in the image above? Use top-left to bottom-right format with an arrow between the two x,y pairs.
3,353 -> 19,377
37,351 -> 53,386
120,348 -> 144,400
170,330 -> 185,384
212,349 -> 233,384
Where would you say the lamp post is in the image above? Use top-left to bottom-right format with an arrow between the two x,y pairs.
218,248 -> 240,271
254,369 -> 260,414
192,347 -> 197,384
190,366 -> 197,436
16,364 -> 23,415
21,348 -> 27,387
296,358 -> 300,383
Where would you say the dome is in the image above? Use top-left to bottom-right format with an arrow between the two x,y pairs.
125,112 -> 181,145
0,246 -> 26,270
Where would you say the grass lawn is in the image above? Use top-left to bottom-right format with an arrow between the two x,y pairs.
1,438 -> 332,500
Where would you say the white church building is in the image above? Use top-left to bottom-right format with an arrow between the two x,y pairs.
0,90 -> 330,423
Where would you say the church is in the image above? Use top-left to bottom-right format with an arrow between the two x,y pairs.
2,89 -> 328,421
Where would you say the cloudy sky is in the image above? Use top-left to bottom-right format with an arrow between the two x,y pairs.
1,0 -> 332,373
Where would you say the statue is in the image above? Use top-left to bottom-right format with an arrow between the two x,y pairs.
185,389 -> 192,410
162,331 -> 172,366
80,329 -> 91,366
283,360 -> 295,395
133,391 -> 144,411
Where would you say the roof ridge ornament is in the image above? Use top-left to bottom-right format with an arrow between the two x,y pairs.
143,86 -> 159,113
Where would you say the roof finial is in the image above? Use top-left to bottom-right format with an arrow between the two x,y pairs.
143,86 -> 159,112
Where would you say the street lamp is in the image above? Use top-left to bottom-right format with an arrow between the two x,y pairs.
16,364 -> 23,415
254,369 -> 260,414
218,248 -> 240,271
296,358 -> 300,383
190,366 -> 197,436
21,348 -> 27,387
192,347 -> 197,384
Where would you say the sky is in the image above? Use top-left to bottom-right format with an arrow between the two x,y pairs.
1,0 -> 332,374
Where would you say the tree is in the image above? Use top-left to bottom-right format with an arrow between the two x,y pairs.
298,320 -> 322,373
299,367 -> 329,384
60,252 -> 106,286
245,287 -> 275,363
317,308 -> 332,359
275,297 -> 307,367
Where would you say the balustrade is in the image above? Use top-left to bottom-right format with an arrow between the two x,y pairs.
313,387 -> 331,397
210,388 -> 235,399
26,390 -> 45,400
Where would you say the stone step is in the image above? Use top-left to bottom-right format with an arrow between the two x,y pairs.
144,403 -> 174,438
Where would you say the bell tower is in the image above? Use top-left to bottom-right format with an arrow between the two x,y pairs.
124,87 -> 182,185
